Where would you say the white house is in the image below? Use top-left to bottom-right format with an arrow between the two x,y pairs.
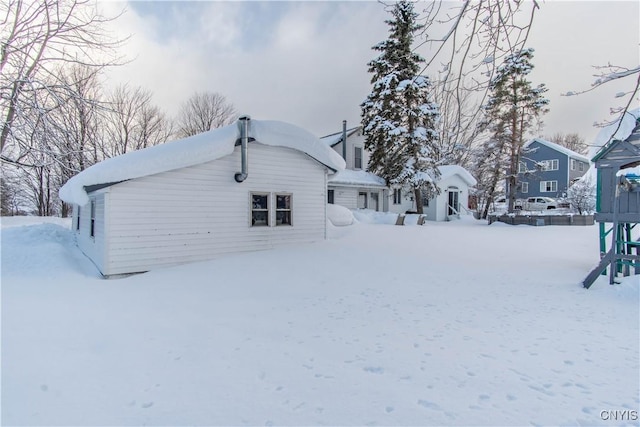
321,123 -> 477,221
321,125 -> 388,211
59,117 -> 345,277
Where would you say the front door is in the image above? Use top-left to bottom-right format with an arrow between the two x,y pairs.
448,190 -> 459,215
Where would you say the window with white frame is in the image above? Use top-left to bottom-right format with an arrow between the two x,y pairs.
540,180 -> 557,193
354,147 -> 363,169
579,161 -> 585,172
521,182 -> 529,193
518,162 -> 526,173
76,206 -> 81,231
570,159 -> 576,170
90,200 -> 96,238
393,188 -> 402,204
275,194 -> 292,226
251,193 -> 270,226
541,159 -> 559,171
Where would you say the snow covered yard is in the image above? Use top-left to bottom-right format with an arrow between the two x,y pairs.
2,215 -> 638,426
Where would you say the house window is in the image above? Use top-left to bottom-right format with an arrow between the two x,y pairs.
354,147 -> 363,169
579,162 -> 585,172
328,189 -> 334,204
358,192 -> 367,209
393,188 -> 402,204
275,194 -> 292,226
90,200 -> 96,238
251,193 -> 270,226
76,206 -> 81,231
518,162 -> 526,173
540,180 -> 558,193
571,159 -> 576,170
541,159 -> 559,171
521,182 -> 529,193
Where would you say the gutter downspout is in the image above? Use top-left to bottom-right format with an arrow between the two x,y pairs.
234,116 -> 251,183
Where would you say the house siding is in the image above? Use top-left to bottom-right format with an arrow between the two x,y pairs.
329,130 -> 370,171
329,185 -> 384,211
76,192 -> 108,274
93,143 -> 327,276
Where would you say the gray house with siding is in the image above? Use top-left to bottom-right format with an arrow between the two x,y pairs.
516,138 -> 589,199
59,117 -> 345,277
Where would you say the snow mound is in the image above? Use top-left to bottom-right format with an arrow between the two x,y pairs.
326,204 -> 354,226
352,209 -> 399,225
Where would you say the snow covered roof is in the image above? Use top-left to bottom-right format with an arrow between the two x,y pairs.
525,138 -> 590,163
438,165 -> 477,187
59,118 -> 346,206
591,108 -> 640,161
328,169 -> 387,188
320,126 -> 361,147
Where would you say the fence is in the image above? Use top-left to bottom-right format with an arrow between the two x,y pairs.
488,214 -> 595,226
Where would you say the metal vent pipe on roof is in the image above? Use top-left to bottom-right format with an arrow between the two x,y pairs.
342,120 -> 347,160
234,115 -> 251,183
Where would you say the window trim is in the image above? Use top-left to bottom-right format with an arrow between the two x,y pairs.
250,192 -> 270,227
518,162 -> 526,173
521,182 -> 529,193
275,193 -> 293,226
76,206 -> 81,232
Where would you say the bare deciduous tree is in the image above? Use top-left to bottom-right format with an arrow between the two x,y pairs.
175,92 -> 236,138
546,132 -> 588,155
101,85 -> 173,158
414,1 -> 541,160
0,0 -> 125,160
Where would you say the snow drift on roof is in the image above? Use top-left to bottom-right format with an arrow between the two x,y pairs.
591,107 -> 640,160
328,169 -> 387,187
59,118 -> 346,206
438,165 -> 477,186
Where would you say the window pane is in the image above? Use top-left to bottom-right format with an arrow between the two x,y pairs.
252,194 -> 268,209
276,210 -> 291,226
276,194 -> 291,210
252,211 -> 269,226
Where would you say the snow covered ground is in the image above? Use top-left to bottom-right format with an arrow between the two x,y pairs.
2,214 -> 638,426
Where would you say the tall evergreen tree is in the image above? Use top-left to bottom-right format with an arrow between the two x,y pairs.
361,0 -> 440,214
483,48 -> 549,213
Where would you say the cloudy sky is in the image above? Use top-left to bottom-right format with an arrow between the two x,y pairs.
102,1 -> 639,145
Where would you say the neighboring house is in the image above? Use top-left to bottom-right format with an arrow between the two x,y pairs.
516,138 -> 589,199
321,125 -> 387,212
59,117 -> 345,277
321,123 -> 477,220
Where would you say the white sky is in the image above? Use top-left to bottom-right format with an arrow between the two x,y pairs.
102,1 -> 640,145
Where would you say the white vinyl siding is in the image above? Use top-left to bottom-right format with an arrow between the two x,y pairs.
99,143 -> 326,276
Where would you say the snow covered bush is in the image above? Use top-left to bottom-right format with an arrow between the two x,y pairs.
567,176 -> 596,214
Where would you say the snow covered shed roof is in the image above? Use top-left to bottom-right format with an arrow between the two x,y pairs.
591,108 -> 640,163
328,169 -> 387,188
59,118 -> 346,206
438,165 -> 477,187
525,138 -> 590,163
320,126 -> 361,147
